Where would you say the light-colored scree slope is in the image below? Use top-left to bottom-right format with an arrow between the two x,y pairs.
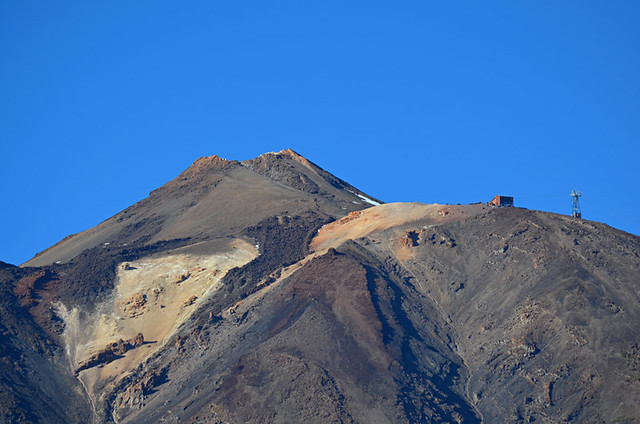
58,238 -> 257,397
311,202 -> 488,253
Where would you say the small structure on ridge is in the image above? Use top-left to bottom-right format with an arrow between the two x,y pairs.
570,190 -> 582,218
492,195 -> 514,207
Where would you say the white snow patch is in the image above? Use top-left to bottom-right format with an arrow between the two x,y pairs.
346,189 -> 381,206
356,193 -> 381,206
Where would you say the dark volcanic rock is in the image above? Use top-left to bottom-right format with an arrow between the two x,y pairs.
0,264 -> 92,424
377,207 -> 640,423
3,151 -> 639,424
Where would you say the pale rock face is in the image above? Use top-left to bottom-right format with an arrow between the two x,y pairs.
59,238 -> 257,399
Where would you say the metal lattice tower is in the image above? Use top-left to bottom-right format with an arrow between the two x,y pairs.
570,190 -> 582,218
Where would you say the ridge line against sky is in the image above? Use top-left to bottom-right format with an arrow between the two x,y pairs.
1,1 -> 639,265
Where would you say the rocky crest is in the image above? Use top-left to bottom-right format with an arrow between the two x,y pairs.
2,151 -> 639,424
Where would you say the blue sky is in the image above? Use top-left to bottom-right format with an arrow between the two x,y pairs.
1,1 -> 639,265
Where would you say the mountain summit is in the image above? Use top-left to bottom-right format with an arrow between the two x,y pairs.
25,149 -> 380,268
1,150 -> 639,423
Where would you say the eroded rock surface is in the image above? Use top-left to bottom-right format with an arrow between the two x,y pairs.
3,151 -> 640,424
76,333 -> 144,374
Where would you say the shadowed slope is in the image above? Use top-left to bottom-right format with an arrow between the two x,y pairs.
367,207 -> 640,423
0,263 -> 92,424
3,151 -> 640,424
117,248 -> 482,424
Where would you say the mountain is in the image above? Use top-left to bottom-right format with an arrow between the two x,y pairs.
1,149 -> 639,424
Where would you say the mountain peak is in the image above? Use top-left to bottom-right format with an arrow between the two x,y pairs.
192,154 -> 234,166
4,150 -> 640,423
254,148 -> 313,167
277,148 -> 318,169
182,150 -> 309,178
272,148 -> 306,161
23,150 -> 379,267
178,155 -> 240,179
258,148 -> 301,157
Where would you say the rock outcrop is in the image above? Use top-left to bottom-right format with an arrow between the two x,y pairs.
75,333 -> 144,374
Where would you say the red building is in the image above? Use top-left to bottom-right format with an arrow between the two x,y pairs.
492,195 -> 514,207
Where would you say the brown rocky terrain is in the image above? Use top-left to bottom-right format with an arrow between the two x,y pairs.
1,150 -> 639,423
75,333 -> 145,374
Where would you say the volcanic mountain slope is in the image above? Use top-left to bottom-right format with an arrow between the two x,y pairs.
25,149 -> 380,269
1,150 -> 639,424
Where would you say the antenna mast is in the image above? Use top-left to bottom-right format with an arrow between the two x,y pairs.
570,190 -> 582,218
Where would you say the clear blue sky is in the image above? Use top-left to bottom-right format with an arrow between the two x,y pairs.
1,1 -> 639,265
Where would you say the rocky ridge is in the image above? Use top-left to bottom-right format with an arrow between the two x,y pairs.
1,150 -> 639,423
